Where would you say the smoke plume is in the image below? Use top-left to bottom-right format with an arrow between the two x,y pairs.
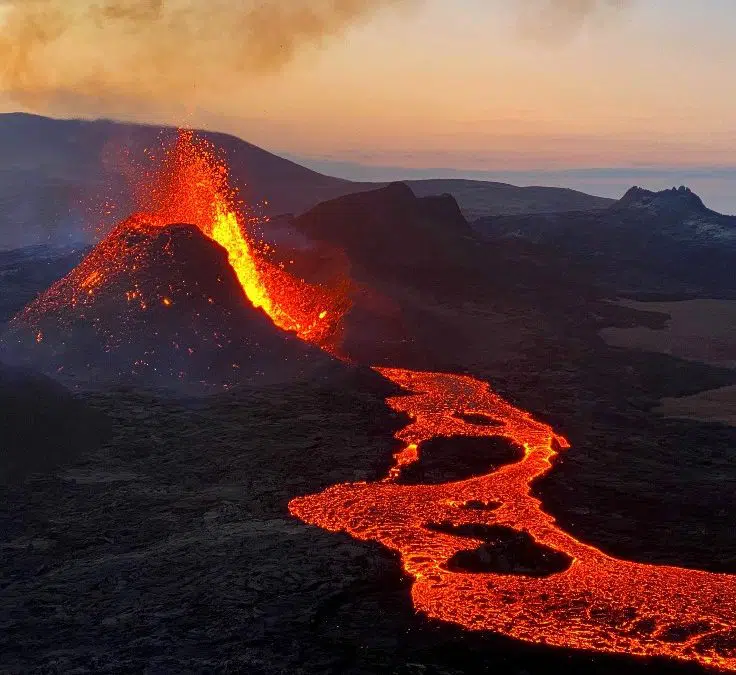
0,0 -> 633,114
0,0 -> 411,110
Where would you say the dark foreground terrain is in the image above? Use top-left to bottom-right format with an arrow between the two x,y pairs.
0,368 -> 722,674
2,304 -> 734,673
2,184 -> 736,673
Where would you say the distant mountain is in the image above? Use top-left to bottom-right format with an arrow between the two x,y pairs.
474,185 -> 736,297
293,182 -> 482,288
0,112 -> 380,249
0,113 -> 611,248
407,179 -> 613,220
616,185 -> 709,213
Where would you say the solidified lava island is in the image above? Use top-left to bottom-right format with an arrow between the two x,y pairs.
289,369 -> 736,672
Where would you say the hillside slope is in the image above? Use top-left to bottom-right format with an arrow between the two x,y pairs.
474,186 -> 736,297
0,113 -> 611,248
408,178 -> 613,220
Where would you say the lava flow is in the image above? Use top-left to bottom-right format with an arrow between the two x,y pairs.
290,369 -> 736,671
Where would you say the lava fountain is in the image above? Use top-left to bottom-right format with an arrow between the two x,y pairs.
132,129 -> 350,346
6,129 -> 349,388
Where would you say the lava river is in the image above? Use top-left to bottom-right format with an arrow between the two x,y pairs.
57,128 -> 736,670
289,369 -> 736,671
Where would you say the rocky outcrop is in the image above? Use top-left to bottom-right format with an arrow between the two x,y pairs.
0,363 -> 109,483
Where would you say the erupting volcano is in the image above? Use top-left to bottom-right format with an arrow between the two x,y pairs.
134,130 -> 350,346
5,129 -> 735,672
2,130 -> 350,387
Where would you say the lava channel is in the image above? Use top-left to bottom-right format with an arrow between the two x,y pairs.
289,368 -> 736,672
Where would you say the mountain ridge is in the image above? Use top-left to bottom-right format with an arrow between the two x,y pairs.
408,178 -> 614,219
616,185 -> 711,214
0,112 -> 613,248
473,185 -> 736,297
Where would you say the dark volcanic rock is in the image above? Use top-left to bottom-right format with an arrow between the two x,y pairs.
427,523 -> 573,577
0,216 -> 334,391
0,363 -> 109,483
397,435 -> 524,485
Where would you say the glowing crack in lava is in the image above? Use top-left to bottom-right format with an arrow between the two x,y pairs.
290,369 -> 736,671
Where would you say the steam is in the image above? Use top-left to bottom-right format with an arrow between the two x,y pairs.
0,0 -> 411,110
519,0 -> 633,42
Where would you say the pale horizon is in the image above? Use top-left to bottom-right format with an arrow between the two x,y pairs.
3,106 -> 735,214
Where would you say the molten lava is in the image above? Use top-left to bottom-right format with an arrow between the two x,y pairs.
132,129 -> 349,346
12,125 -> 736,670
290,369 -> 736,672
50,129 -> 345,347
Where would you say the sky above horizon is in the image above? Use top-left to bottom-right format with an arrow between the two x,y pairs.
1,0 -> 735,176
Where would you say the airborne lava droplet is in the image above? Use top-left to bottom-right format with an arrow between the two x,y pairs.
130,129 -> 350,345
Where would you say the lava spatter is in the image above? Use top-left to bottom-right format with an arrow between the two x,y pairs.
290,368 -> 736,672
134,129 -> 350,345
9,130 -> 350,362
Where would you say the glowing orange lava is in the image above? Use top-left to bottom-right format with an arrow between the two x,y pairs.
15,124 -> 736,669
10,130 -> 350,382
132,129 -> 349,345
290,368 -> 736,671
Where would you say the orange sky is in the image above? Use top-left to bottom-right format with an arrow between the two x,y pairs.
1,0 -> 735,171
